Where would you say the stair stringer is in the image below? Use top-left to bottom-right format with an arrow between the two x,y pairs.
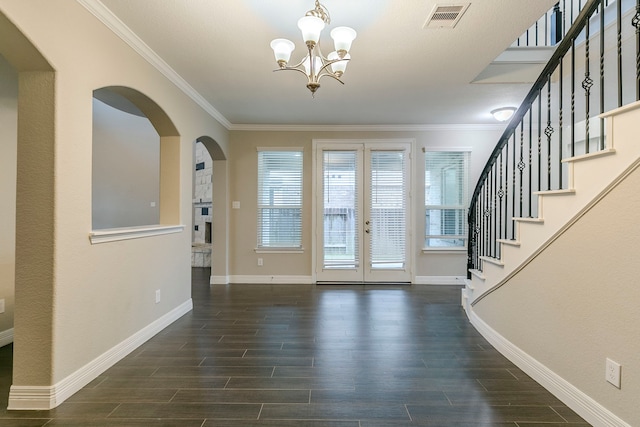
464,100 -> 640,310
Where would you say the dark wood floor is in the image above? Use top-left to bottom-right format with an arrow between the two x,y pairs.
0,268 -> 589,426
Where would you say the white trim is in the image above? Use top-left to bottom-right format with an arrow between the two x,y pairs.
0,328 -> 14,347
210,275 -> 230,285
414,276 -> 466,285
229,275 -> 314,284
231,124 -> 506,132
89,224 -> 185,244
76,0 -> 231,129
8,300 -> 192,410
468,309 -> 632,427
421,247 -> 467,254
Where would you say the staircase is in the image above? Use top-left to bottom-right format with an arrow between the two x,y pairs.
461,0 -> 640,425
463,100 -> 640,308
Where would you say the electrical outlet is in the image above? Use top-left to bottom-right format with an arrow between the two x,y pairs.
606,358 -> 621,388
0,299 -> 4,314
155,289 -> 161,304
257,258 -> 263,266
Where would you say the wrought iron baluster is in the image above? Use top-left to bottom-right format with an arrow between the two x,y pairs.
528,110 -> 533,218
600,0 -> 605,151
536,20 -> 539,46
484,183 -> 490,259
559,59 -> 564,189
492,168 -> 497,258
504,141 -> 510,240
618,0 -> 623,107
538,92 -> 542,192
518,122 -> 525,218
633,0 -> 640,100
583,16 -> 593,154
511,133 -> 517,239
546,77 -> 554,190
498,151 -> 504,243
571,38 -> 576,157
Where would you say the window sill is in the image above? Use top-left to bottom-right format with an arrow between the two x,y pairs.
255,248 -> 305,254
90,224 -> 185,244
422,247 -> 467,254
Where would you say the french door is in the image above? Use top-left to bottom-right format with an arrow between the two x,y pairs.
315,141 -> 412,283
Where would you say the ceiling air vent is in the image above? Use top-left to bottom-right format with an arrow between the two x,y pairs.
424,3 -> 470,29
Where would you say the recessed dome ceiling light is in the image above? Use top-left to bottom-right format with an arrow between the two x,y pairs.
491,107 -> 517,122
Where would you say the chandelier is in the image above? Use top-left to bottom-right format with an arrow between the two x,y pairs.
270,0 -> 357,96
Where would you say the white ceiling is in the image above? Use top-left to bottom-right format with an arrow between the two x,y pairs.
94,0 -> 558,128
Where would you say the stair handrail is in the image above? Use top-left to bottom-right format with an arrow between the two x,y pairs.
467,0 -> 604,275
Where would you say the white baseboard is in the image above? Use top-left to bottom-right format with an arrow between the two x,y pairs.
468,308 -> 631,427
0,328 -> 14,347
228,275 -> 314,284
414,275 -> 466,285
7,299 -> 193,410
210,275 -> 229,285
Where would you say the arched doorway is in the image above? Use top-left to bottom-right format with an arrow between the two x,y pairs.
193,136 -> 228,284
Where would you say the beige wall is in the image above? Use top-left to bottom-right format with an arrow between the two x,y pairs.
228,129 -> 500,280
473,133 -> 640,424
92,98 -> 160,229
0,0 -> 228,398
0,54 -> 16,335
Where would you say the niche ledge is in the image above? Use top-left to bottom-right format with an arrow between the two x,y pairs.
89,224 -> 185,244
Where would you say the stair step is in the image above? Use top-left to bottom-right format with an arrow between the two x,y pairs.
497,239 -> 521,246
534,189 -> 576,196
514,217 -> 544,223
562,147 -> 616,163
480,256 -> 504,266
469,269 -> 485,280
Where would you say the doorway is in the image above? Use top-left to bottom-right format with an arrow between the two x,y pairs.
315,141 -> 412,283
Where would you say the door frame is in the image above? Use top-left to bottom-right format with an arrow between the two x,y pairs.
311,139 -> 416,283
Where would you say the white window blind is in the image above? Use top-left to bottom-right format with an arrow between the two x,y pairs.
369,150 -> 406,268
257,150 -> 303,248
425,151 -> 469,248
322,150 -> 359,268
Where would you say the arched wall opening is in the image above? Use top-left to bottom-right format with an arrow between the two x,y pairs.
91,86 -> 181,234
193,136 -> 229,284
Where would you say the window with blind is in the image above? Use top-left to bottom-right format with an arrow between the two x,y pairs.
369,150 -> 406,268
425,151 -> 469,248
257,149 -> 303,248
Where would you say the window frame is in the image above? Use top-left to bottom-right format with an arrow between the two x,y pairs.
256,147 -> 304,251
423,148 -> 470,251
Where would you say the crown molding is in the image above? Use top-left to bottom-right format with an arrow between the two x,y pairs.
77,0 -> 232,129
77,0 -> 508,134
228,123 -> 506,132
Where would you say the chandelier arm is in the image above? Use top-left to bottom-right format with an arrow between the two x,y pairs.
272,67 -> 310,78
317,72 -> 345,84
318,57 -> 350,73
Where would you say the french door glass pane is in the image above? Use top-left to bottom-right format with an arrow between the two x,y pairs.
322,151 -> 359,268
369,151 -> 406,269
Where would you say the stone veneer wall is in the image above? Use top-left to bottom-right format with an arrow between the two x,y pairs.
192,141 -> 212,267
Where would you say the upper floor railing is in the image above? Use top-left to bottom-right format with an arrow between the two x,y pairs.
514,0 -> 611,47
468,0 -> 640,276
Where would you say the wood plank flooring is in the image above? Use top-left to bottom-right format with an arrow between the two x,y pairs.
0,268 -> 590,426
